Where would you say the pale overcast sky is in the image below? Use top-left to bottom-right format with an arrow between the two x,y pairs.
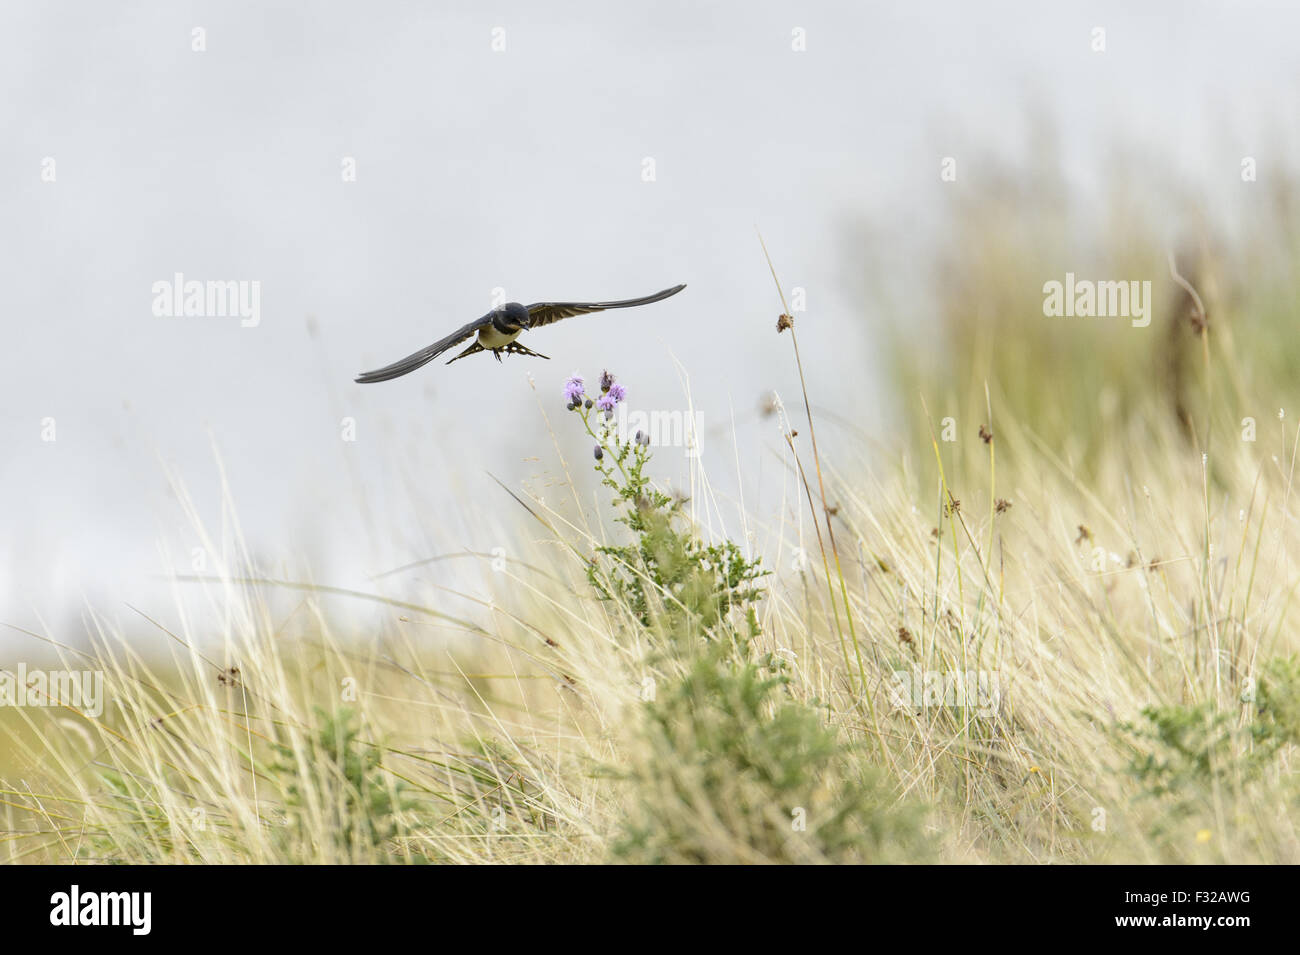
2,1 -> 1296,641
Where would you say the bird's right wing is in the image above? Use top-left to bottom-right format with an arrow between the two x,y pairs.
355,314 -> 493,383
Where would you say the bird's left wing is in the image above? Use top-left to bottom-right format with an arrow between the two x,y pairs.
355,313 -> 493,383
525,284 -> 686,329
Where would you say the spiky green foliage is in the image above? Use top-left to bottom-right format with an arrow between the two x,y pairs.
271,707 -> 409,861
568,390 -> 927,863
577,397 -> 765,642
614,643 -> 930,864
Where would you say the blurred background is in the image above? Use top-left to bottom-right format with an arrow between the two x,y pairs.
3,0 -> 1298,643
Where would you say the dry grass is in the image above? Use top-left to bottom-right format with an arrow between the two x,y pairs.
4,187 -> 1300,863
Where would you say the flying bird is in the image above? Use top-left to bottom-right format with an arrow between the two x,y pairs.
354,284 -> 686,383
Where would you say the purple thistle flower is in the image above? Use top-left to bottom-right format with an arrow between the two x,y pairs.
563,375 -> 584,404
607,382 -> 627,404
595,392 -> 617,413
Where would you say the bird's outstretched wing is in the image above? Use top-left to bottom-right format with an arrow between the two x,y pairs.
355,313 -> 494,383
525,284 -> 686,329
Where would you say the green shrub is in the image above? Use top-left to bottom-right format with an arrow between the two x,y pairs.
566,372 -> 928,863
271,706 -> 409,861
613,644 -> 930,864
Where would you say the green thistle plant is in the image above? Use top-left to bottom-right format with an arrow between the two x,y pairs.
566,370 -> 765,645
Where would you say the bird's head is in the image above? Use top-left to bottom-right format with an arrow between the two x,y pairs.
502,302 -> 530,330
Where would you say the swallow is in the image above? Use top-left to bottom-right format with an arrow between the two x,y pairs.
354,284 -> 686,383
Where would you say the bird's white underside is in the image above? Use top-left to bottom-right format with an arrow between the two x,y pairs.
478,326 -> 521,348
